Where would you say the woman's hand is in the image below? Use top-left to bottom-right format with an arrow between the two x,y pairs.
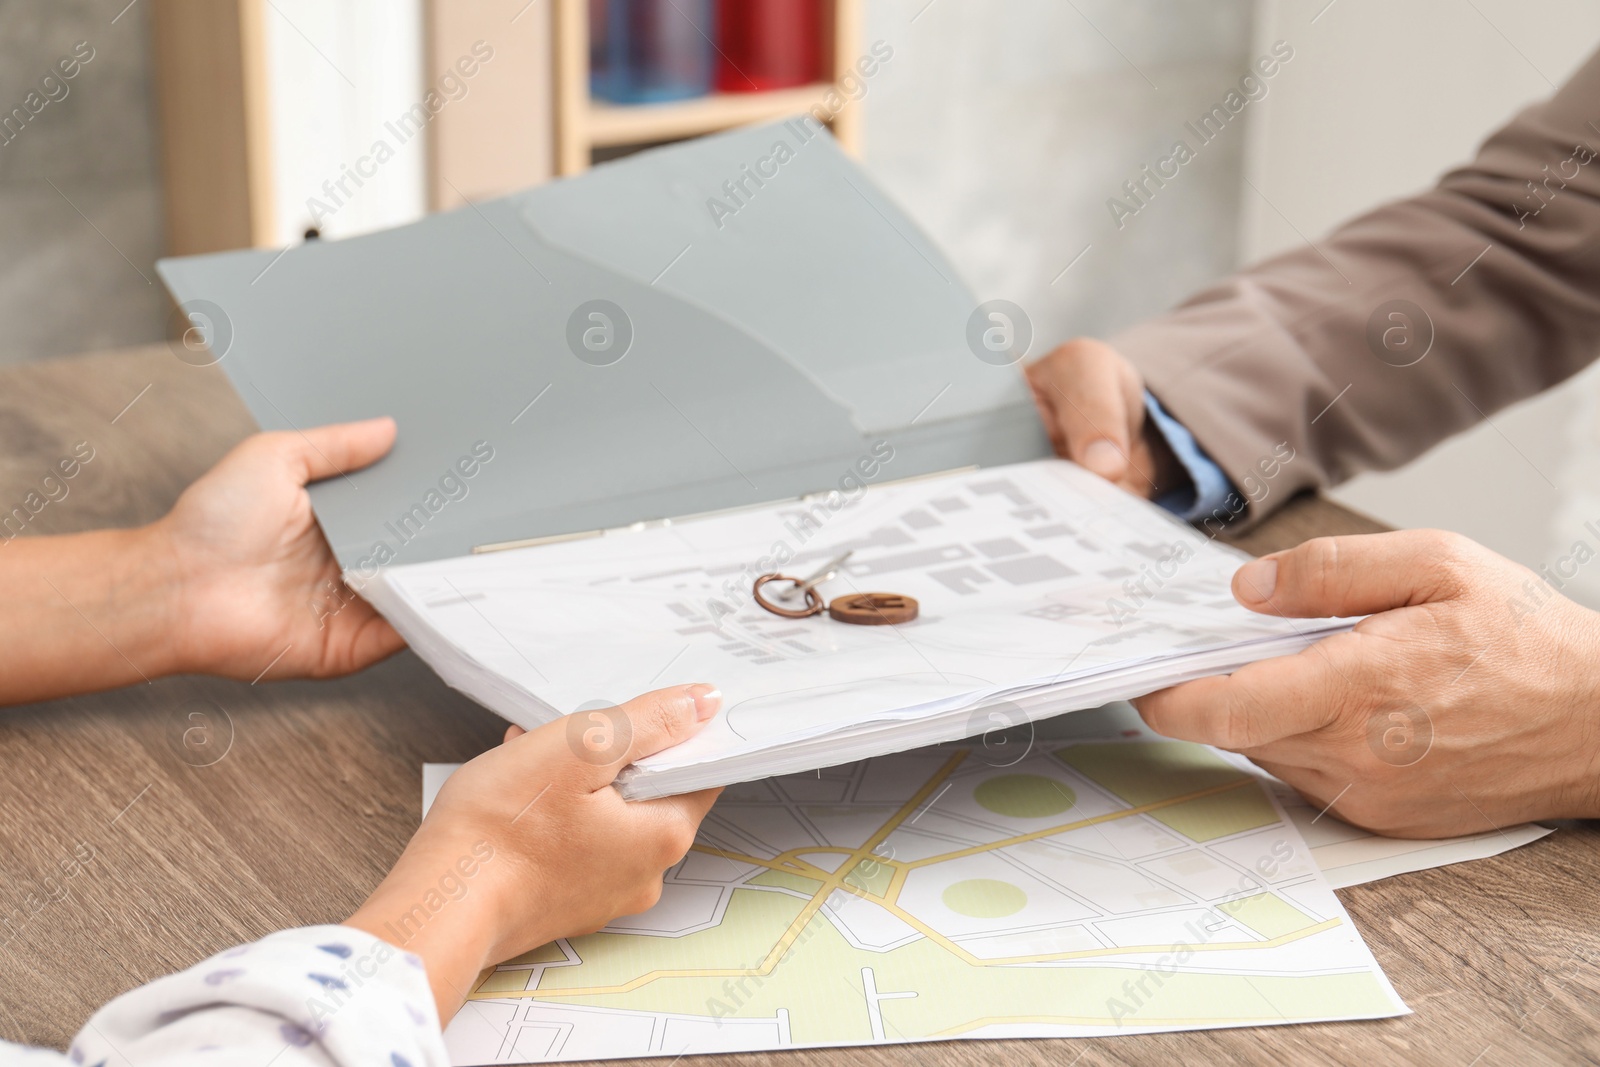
346,683 -> 725,1022
0,419 -> 402,704
158,418 -> 405,680
1134,530 -> 1600,837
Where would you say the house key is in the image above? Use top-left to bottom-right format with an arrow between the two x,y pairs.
751,568 -> 919,626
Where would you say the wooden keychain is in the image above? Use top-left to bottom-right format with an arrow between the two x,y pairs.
751,551 -> 919,626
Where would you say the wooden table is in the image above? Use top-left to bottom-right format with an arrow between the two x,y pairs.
1,346 -> 1596,1064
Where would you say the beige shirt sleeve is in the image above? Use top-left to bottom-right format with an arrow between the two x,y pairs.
1111,46 -> 1600,529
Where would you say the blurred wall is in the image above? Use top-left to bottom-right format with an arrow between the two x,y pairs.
860,0 -> 1258,352
0,0 -> 167,364
0,0 -> 1263,368
1242,0 -> 1600,606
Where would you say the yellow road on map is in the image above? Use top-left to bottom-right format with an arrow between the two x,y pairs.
465,740 -> 1399,1044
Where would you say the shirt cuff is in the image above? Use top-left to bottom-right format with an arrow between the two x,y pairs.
68,924 -> 448,1067
1143,390 -> 1236,524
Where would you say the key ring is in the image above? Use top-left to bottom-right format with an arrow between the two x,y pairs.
773,550 -> 853,604
752,573 -> 825,618
752,572 -> 920,625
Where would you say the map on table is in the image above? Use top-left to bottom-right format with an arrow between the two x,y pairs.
428,731 -> 1405,1062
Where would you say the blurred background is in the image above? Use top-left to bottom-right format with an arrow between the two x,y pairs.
2,0 -> 1598,605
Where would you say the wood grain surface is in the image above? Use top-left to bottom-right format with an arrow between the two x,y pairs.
0,346 -> 1595,1064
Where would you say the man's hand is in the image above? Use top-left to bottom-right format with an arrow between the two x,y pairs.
347,683 -> 725,1022
1025,337 -> 1184,499
1134,530 -> 1600,837
158,418 -> 405,680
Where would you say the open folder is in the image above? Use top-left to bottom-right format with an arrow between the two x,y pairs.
158,122 -> 1347,798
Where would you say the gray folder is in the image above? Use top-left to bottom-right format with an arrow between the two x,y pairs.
156,121 -> 1050,569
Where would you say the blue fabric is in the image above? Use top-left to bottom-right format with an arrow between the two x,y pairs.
1143,390 -> 1235,523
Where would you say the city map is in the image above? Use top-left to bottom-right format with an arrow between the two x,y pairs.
428,731 -> 1405,1063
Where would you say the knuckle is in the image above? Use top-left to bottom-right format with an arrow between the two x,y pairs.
645,826 -> 674,864
1028,345 -> 1067,378
1332,793 -> 1377,831
1137,689 -> 1224,746
629,692 -> 689,744
645,703 -> 685,744
1418,528 -> 1470,557
1216,695 -> 1260,751
235,433 -> 283,465
1132,695 -> 1170,736
654,819 -> 697,863
1334,675 -> 1381,729
1416,529 -> 1476,597
1049,338 -> 1103,377
1311,642 -> 1368,718
1295,537 -> 1343,600
1055,339 -> 1090,365
629,880 -> 664,913
1334,791 -> 1397,835
667,819 -> 698,858
262,428 -> 305,455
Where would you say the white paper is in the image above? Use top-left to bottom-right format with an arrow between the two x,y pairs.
1267,778 -> 1552,889
376,460 -> 1351,794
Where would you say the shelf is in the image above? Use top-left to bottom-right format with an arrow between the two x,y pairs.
152,0 -> 862,249
554,0 -> 861,174
587,83 -> 839,148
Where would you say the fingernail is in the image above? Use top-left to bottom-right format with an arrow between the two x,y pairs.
1082,439 -> 1125,479
1235,558 -> 1278,603
686,683 -> 722,720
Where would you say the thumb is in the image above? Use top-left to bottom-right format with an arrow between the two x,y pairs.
1233,530 -> 1475,618
565,683 -> 722,789
1025,339 -> 1137,481
287,417 -> 397,484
